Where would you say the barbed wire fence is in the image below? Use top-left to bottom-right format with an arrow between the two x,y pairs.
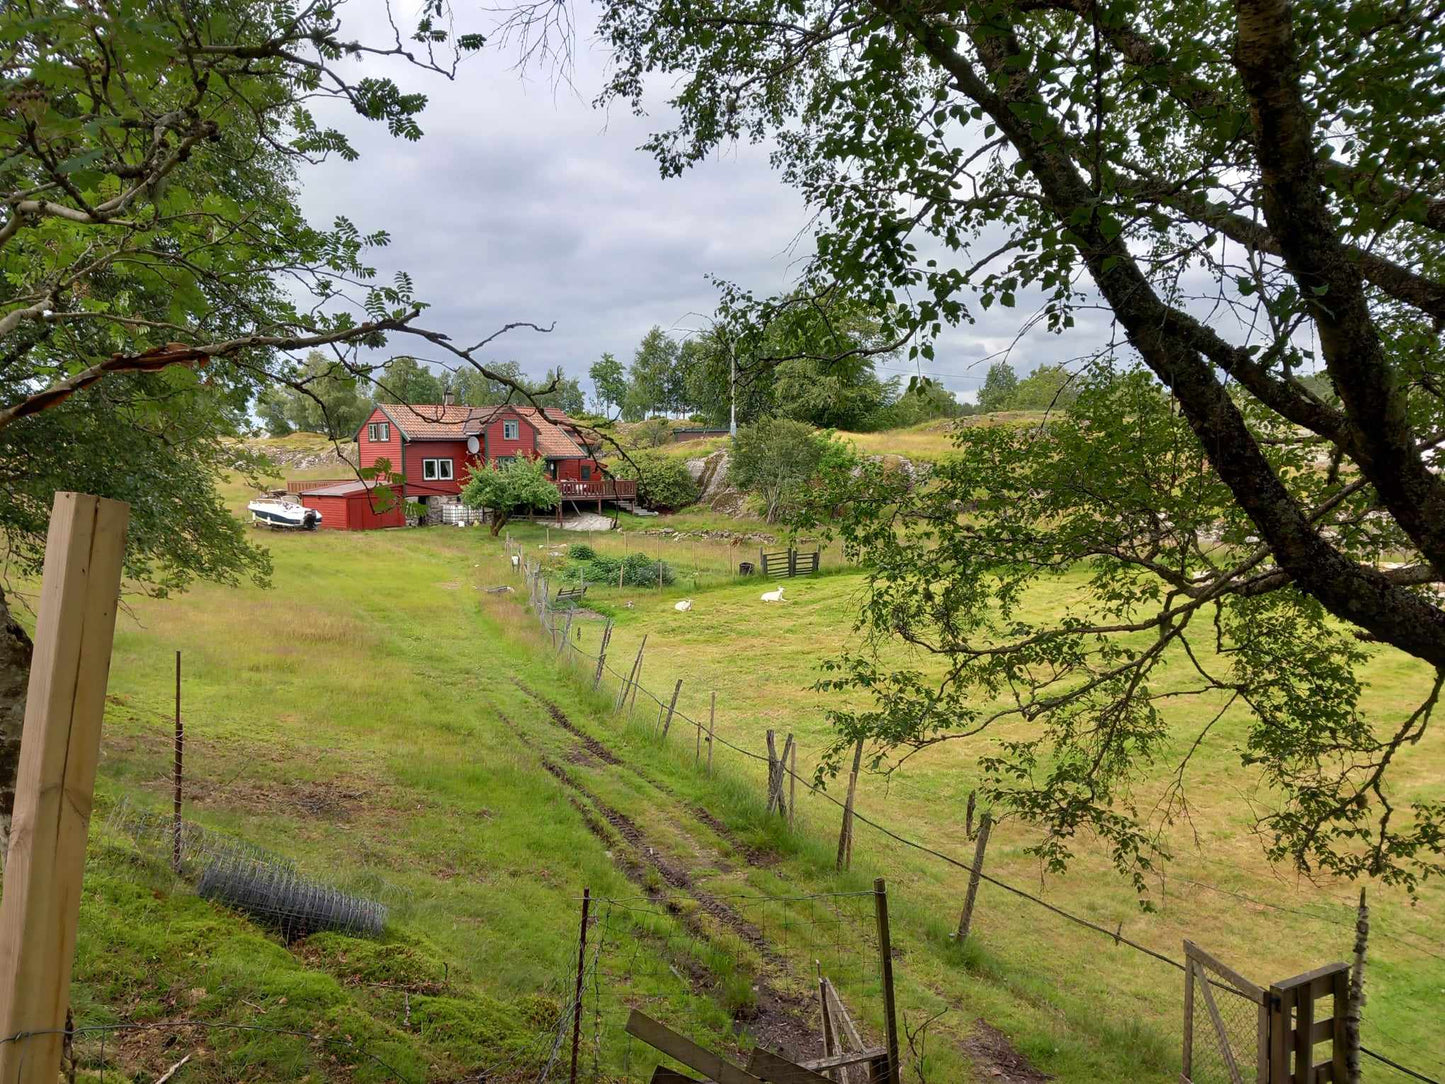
510,543 -> 1444,1084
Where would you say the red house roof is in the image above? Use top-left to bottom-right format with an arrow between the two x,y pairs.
374,403 -> 591,458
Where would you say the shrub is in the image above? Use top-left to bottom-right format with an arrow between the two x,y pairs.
567,551 -> 674,587
567,542 -> 595,560
611,450 -> 699,511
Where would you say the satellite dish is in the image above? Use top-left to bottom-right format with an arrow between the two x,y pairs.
466,436 -> 480,455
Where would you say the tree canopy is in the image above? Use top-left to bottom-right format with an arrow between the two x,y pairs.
579,0 -> 1445,889
0,0 -> 548,851
460,457 -> 560,536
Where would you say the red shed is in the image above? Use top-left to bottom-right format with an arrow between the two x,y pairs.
299,480 -> 405,531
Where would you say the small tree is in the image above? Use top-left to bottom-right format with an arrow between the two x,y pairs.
729,418 -> 840,522
460,458 -> 560,537
590,353 -> 629,415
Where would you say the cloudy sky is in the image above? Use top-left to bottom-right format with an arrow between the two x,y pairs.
298,4 -> 1113,402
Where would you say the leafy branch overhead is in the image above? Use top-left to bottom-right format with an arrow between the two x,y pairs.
569,0 -> 1445,890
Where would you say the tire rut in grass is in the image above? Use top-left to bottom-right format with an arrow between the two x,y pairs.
497,689 -> 1046,1079
494,705 -> 821,1060
509,678 -> 778,871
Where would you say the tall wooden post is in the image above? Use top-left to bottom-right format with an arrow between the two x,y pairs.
874,878 -> 902,1084
0,493 -> 129,1084
628,638 -> 647,720
836,739 -> 863,871
592,622 -> 613,690
785,734 -> 797,828
661,679 -> 682,738
173,650 -> 183,874
765,730 -> 779,812
706,692 -> 716,774
569,888 -> 590,1084
955,813 -> 991,941
616,635 -> 646,712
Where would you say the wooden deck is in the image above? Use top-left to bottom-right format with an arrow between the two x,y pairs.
557,479 -> 638,500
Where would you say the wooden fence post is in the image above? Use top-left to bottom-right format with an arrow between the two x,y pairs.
706,692 -> 716,774
616,635 -> 646,712
173,650 -> 183,874
874,878 -> 902,1084
592,622 -> 613,691
557,608 -> 574,657
765,730 -> 778,812
628,641 -> 646,720
955,813 -> 992,941
0,494 -> 129,1084
787,735 -> 797,829
661,679 -> 682,738
836,739 -> 863,871
569,887 -> 590,1084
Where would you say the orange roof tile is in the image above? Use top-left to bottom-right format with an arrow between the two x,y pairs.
379,403 -> 589,456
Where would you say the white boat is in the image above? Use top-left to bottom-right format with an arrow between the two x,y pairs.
247,498 -> 322,530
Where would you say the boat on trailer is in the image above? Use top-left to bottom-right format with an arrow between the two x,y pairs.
247,498 -> 322,530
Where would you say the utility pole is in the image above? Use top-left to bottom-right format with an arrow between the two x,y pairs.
728,336 -> 737,438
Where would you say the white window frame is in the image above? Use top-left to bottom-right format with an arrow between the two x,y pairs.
422,457 -> 454,481
367,421 -> 390,443
502,419 -> 520,440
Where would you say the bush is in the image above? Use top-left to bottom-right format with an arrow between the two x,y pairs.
568,551 -> 674,587
567,542 -> 595,560
611,450 -> 699,511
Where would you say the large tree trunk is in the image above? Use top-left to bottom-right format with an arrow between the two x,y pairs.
0,583 -> 32,865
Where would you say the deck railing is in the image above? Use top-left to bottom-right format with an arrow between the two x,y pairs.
557,478 -> 637,500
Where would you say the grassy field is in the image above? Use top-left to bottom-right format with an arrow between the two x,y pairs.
499,519 -> 1445,1081
26,453 -> 1443,1081
834,412 -> 1049,463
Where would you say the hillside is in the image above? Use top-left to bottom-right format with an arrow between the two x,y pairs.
52,504 -> 1443,1082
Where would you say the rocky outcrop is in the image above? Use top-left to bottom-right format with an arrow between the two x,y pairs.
686,449 -> 750,515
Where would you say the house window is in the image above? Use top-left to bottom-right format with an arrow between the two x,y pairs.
580,464 -> 592,481
367,421 -> 390,443
545,459 -> 558,479
495,456 -> 516,467
503,419 -> 519,440
422,458 -> 453,481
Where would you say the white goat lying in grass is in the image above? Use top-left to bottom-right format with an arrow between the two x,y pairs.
760,586 -> 787,603
674,599 -> 694,612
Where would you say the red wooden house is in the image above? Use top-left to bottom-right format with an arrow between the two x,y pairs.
304,402 -> 634,527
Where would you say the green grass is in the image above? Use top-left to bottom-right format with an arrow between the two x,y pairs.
43,455 -> 1444,1082
490,522 -> 1445,1081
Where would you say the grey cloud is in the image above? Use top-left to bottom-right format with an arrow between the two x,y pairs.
296,15 -> 1121,400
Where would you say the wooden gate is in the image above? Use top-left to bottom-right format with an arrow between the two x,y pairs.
1183,940 -> 1268,1084
1183,941 -> 1350,1084
759,546 -> 820,578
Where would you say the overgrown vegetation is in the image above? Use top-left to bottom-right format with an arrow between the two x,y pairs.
612,449 -> 700,511
567,548 -> 676,587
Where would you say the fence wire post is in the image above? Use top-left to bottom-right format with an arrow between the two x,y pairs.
569,887 -> 590,1084
662,679 -> 682,738
593,622 -> 613,691
173,649 -> 183,874
874,878 -> 902,1084
706,692 -> 716,774
836,738 -> 863,870
956,812 -> 991,941
788,737 -> 797,830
